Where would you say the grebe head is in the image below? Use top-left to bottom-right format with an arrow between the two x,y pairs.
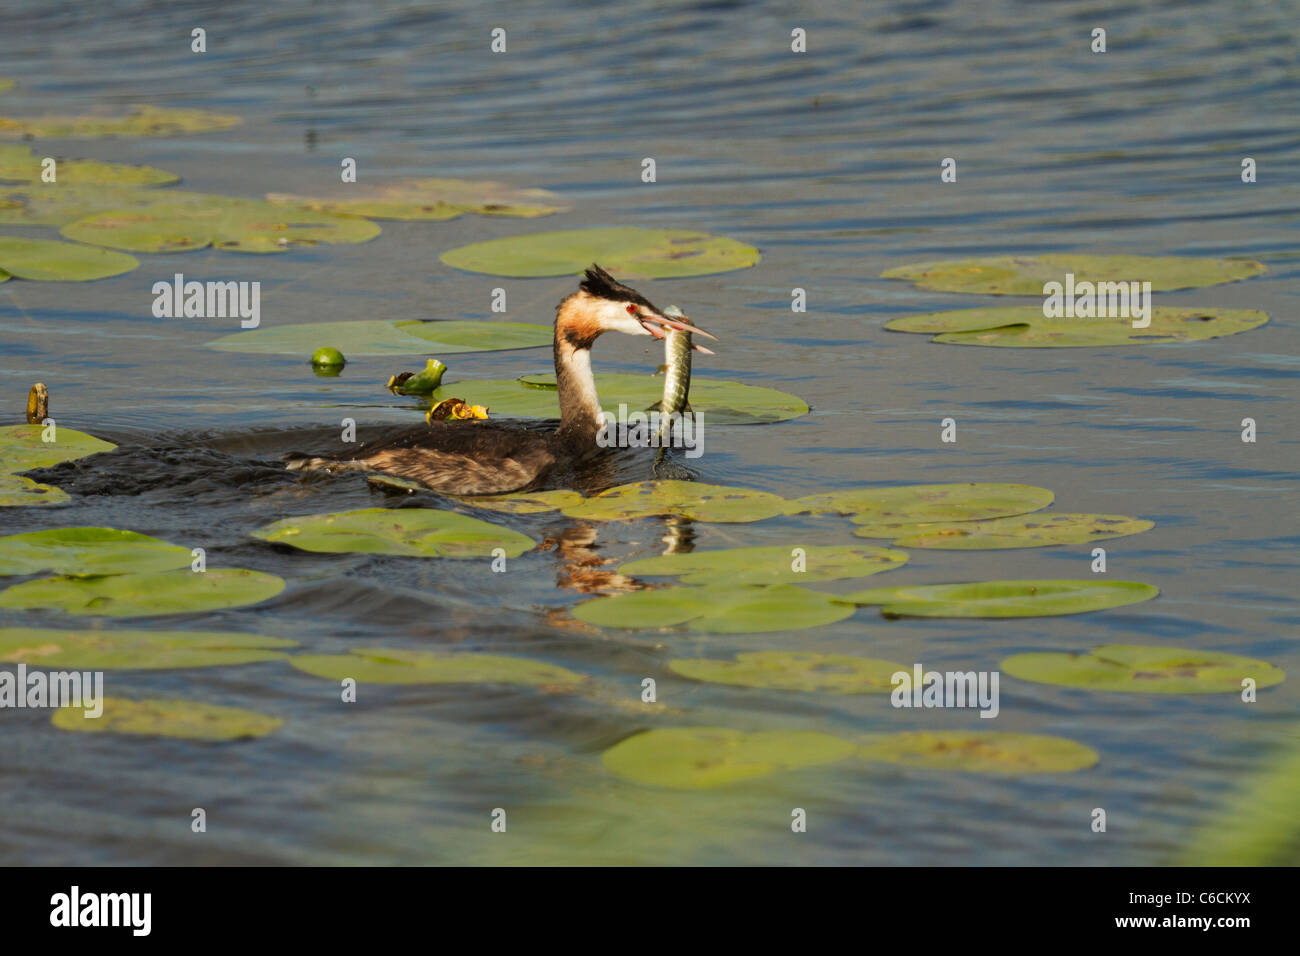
558,265 -> 718,348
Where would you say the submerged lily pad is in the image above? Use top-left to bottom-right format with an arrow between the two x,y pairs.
0,527 -> 192,576
0,144 -> 178,187
621,544 -> 908,586
886,306 -> 1269,347
455,489 -> 585,514
574,584 -> 855,633
52,697 -> 282,741
0,106 -> 241,140
252,508 -> 535,558
0,568 -> 285,616
839,580 -> 1158,618
268,177 -> 567,220
441,227 -> 760,278
0,422 -> 116,471
882,254 -> 1266,295
206,319 -> 551,356
0,236 -> 138,280
61,197 -> 380,253
562,480 -> 787,523
788,482 -> 1054,520
858,731 -> 1099,774
602,727 -> 856,789
853,513 -> 1154,549
1002,644 -> 1284,694
473,372 -> 807,425
289,648 -> 584,686
670,651 -> 906,694
0,473 -> 70,507
0,627 -> 295,669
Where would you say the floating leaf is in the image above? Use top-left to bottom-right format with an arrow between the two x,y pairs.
0,236 -> 138,280
574,584 -> 855,633
0,473 -> 70,507
562,480 -> 787,523
454,489 -> 584,514
61,197 -> 380,253
0,106 -> 241,140
886,306 -> 1269,347
839,579 -> 1158,618
268,177 -> 567,220
52,697 -> 281,741
603,727 -> 855,789
289,648 -> 584,686
853,513 -> 1154,549
0,144 -> 178,187
858,731 -> 1099,774
0,627 -> 295,669
0,422 -> 116,472
252,508 -> 535,558
621,544 -> 907,586
441,227 -> 760,278
0,568 -> 285,616
476,372 -> 807,425
0,526 -> 192,576
882,254 -> 1266,295
788,482 -> 1054,519
670,651 -> 906,693
1002,644 -> 1284,694
0,183 -> 164,226
387,358 -> 446,395
206,319 -> 551,356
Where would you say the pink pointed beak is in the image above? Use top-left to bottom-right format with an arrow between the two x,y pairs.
639,310 -> 719,346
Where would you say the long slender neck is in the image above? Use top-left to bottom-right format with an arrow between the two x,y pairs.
554,322 -> 603,444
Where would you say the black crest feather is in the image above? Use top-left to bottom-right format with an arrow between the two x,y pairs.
580,264 -> 653,307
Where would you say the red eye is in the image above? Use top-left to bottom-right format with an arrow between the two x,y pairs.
626,303 -> 638,315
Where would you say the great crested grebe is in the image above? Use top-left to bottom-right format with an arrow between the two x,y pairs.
285,265 -> 716,495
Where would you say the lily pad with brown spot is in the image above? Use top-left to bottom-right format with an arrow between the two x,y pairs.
0,627 -> 296,669
882,254 -> 1266,295
289,648 -> 585,687
853,512 -> 1154,549
787,482 -> 1055,521
268,177 -> 567,220
885,306 -> 1268,347
0,106 -> 241,140
52,697 -> 282,741
602,726 -> 856,789
1002,644 -> 1284,694
0,473 -> 70,507
620,543 -> 908,586
670,651 -> 906,694
0,143 -> 178,187
858,731 -> 1099,774
561,480 -> 787,523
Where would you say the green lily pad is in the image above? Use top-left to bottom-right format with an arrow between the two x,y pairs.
0,183 -> 161,226
454,489 -> 585,514
479,372 -> 807,425
289,648 -> 584,686
441,227 -> 760,278
573,584 -> 855,633
670,651 -> 906,694
61,197 -> 380,253
882,254 -> 1266,295
206,319 -> 551,356
853,512 -> 1154,549
268,177 -> 567,220
1002,644 -> 1284,694
603,726 -> 855,789
788,482 -> 1055,520
0,473 -> 70,507
857,731 -> 1099,774
52,697 -> 282,741
0,106 -> 241,140
251,508 -> 535,558
562,480 -> 788,523
0,568 -> 285,616
0,143 -> 178,187
0,627 -> 295,669
0,422 -> 116,471
839,579 -> 1159,618
0,236 -> 138,280
621,544 -> 908,586
0,527 -> 193,576
886,306 -> 1269,347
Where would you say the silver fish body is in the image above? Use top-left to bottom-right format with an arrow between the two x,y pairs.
658,305 -> 693,445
